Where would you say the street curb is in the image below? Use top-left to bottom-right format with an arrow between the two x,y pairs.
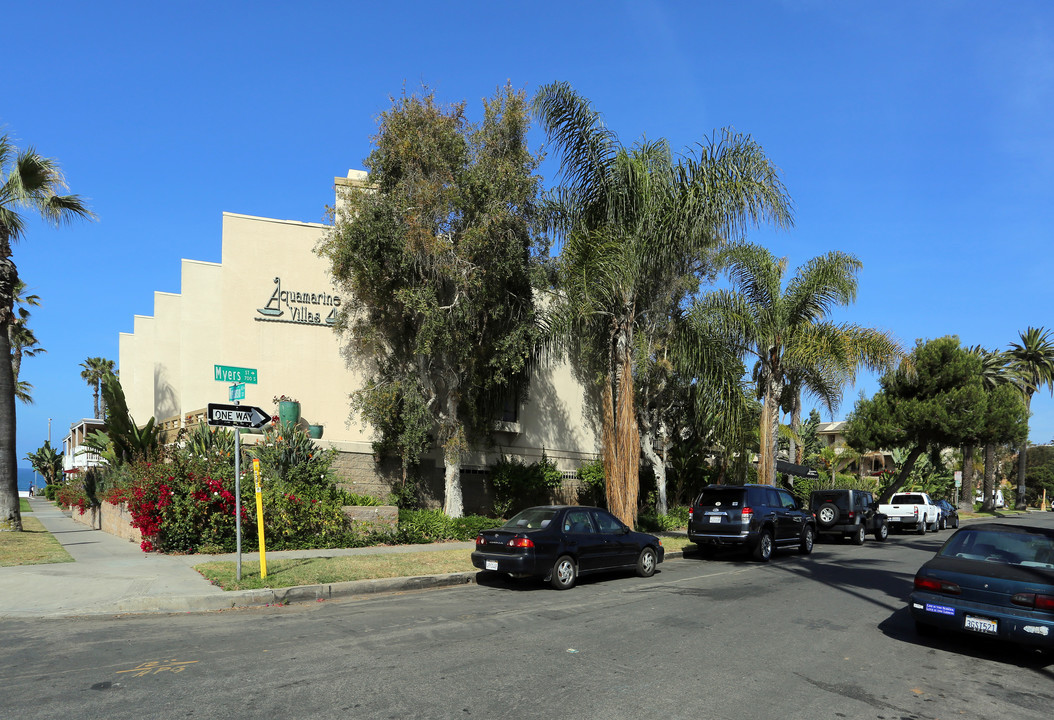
108,551 -> 690,616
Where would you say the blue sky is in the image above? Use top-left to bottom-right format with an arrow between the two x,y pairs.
5,1 -> 1054,465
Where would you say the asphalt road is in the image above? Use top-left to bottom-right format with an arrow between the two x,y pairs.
3,514 -> 1053,720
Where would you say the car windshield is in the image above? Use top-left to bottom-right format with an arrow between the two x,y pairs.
939,529 -> 1054,568
502,508 -> 557,530
696,488 -> 745,507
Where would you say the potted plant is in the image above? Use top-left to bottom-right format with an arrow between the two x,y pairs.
274,395 -> 300,430
307,424 -> 324,439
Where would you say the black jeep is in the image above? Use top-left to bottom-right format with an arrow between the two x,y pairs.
809,489 -> 888,544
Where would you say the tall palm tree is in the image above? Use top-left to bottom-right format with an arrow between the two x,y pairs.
966,346 -> 1019,511
80,357 -> 115,419
693,243 -> 902,485
10,280 -> 44,402
0,134 -> 94,531
1006,327 -> 1054,508
533,82 -> 793,526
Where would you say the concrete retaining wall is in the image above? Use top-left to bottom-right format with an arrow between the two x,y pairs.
68,502 -> 143,544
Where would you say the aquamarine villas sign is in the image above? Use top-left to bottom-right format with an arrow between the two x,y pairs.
256,276 -> 340,327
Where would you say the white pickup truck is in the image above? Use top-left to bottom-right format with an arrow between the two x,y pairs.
878,492 -> 940,535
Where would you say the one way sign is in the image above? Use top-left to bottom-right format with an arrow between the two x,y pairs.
206,403 -> 271,429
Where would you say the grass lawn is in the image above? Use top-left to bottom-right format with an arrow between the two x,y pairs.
195,534 -> 697,591
19,498 -> 30,513
0,517 -> 75,566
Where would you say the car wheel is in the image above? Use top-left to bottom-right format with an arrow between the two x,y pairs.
916,520 -> 927,535
799,525 -> 814,555
550,555 -> 577,590
938,515 -> 946,531
852,524 -> 866,545
875,521 -> 888,542
637,547 -> 657,578
752,529 -> 773,562
816,503 -> 839,528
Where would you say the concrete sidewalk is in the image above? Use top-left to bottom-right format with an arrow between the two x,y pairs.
0,497 -> 476,619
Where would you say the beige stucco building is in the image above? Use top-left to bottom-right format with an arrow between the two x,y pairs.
118,173 -> 600,511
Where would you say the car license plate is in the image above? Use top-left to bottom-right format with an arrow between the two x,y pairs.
709,516 -> 722,523
964,615 -> 998,634
485,560 -> 498,571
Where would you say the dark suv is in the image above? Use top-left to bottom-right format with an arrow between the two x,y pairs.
809,489 -> 888,544
687,484 -> 816,562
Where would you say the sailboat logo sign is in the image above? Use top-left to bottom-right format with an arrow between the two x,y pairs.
256,276 -> 340,326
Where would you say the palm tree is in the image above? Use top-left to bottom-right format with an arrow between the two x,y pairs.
0,134 -> 94,531
533,82 -> 793,526
24,441 -> 62,487
10,280 -> 44,402
1006,327 -> 1054,508
80,357 -> 115,419
693,243 -> 902,485
966,346 -> 1019,511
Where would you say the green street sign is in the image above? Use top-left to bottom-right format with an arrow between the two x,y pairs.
215,365 -> 258,384
229,383 -> 246,402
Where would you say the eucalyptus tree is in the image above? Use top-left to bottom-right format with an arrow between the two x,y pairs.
1007,327 -> 1054,508
534,81 -> 793,526
0,134 -> 94,531
693,243 -> 901,486
320,85 -> 543,518
80,356 -> 115,419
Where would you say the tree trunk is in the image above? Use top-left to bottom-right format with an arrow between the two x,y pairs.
789,390 -> 802,464
877,445 -> 925,503
0,255 -> 21,531
960,443 -> 976,513
439,392 -> 464,519
981,443 -> 996,513
609,354 -> 639,528
757,380 -> 779,485
1016,394 -> 1031,509
93,384 -> 100,419
641,429 -> 667,515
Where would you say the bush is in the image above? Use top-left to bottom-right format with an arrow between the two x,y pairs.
396,509 -> 499,544
576,459 -> 605,507
636,505 -> 690,532
489,454 -> 564,517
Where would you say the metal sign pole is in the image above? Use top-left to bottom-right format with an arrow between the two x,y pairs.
234,399 -> 242,581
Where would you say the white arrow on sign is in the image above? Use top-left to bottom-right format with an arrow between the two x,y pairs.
206,403 -> 271,429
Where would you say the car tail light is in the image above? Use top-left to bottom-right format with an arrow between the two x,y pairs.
507,536 -> 535,549
741,506 -> 753,524
1011,593 -> 1054,612
914,575 -> 961,595
913,507 -> 919,517
688,507 -> 694,522
847,511 -> 855,519
475,534 -> 486,546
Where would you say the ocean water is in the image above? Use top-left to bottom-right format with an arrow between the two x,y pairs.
18,467 -> 37,492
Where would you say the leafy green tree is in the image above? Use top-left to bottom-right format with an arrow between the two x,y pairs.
24,440 -> 62,487
534,81 -> 792,526
845,336 -> 989,504
0,133 -> 94,531
1024,445 -> 1054,507
319,84 -> 543,518
80,356 -> 115,419
693,243 -> 901,485
966,346 -> 1028,511
1006,327 -> 1054,508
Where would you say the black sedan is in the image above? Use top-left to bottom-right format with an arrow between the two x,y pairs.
910,523 -> 1054,651
935,499 -> 959,530
471,505 -> 664,590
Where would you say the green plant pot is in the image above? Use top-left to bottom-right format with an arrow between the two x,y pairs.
307,424 -> 324,439
278,401 -> 301,431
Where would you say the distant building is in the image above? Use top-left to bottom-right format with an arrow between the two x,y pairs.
63,418 -> 107,474
816,420 -> 893,476
116,171 -> 600,512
